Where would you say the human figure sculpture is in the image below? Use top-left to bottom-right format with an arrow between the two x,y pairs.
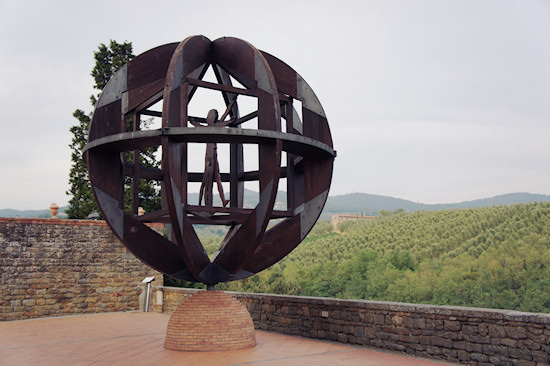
189,98 -> 237,207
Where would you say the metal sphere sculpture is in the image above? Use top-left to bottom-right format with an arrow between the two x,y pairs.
84,36 -> 335,286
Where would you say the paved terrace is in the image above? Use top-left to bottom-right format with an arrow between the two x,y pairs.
0,312 -> 457,365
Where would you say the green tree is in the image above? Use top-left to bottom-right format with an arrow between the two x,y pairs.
66,41 -> 135,219
65,109 -> 95,219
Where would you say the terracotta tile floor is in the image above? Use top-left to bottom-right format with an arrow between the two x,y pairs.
0,312 -> 458,365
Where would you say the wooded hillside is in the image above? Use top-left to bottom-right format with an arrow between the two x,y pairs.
215,202 -> 550,313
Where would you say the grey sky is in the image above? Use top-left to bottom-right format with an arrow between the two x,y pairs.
1,0 -> 549,209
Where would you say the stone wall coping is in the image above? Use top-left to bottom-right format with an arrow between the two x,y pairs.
0,217 -> 163,228
154,286 -> 550,325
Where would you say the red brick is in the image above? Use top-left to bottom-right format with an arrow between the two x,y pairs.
164,291 -> 256,351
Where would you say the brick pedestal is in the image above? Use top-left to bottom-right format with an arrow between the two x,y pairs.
164,290 -> 256,351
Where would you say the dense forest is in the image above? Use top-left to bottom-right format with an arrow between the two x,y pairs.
178,202 -> 550,313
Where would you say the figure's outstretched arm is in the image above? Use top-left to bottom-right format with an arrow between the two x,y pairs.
217,97 -> 237,127
189,120 -> 203,127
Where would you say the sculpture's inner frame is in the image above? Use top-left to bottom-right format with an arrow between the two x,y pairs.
84,36 -> 335,285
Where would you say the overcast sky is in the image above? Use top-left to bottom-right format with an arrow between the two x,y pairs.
1,0 -> 549,210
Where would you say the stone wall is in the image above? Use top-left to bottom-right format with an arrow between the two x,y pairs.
2,217 -> 549,364
153,287 -> 550,365
0,218 -> 161,321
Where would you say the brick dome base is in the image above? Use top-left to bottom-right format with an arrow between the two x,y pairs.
164,290 -> 256,351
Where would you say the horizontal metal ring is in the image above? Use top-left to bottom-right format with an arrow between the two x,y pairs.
84,127 -> 336,158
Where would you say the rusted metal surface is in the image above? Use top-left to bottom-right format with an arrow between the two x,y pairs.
84,35 -> 335,285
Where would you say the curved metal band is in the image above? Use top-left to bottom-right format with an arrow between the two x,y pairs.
84,127 -> 336,158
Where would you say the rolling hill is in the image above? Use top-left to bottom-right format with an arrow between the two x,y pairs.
2,192 -> 549,219
322,192 -> 550,217
218,201 -> 550,313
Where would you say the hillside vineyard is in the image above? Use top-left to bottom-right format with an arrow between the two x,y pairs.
200,202 -> 550,313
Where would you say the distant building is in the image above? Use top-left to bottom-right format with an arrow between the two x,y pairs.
332,213 -> 375,229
